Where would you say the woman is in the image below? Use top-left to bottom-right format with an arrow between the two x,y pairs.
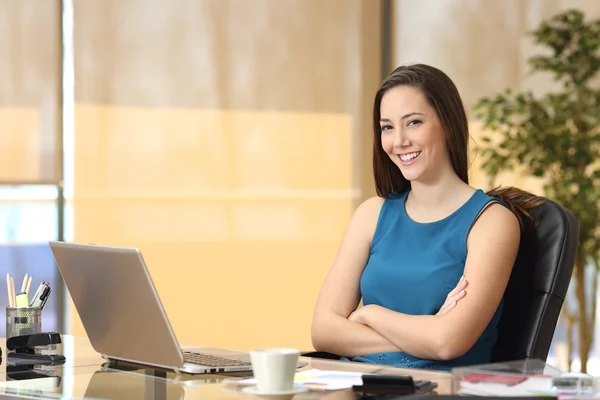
311,64 -> 543,370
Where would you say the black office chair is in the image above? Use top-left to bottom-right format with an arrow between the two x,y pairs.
304,198 -> 579,363
490,198 -> 578,362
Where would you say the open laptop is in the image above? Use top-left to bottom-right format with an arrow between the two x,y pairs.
49,241 -> 254,374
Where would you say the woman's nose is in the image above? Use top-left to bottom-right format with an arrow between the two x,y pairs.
393,129 -> 410,148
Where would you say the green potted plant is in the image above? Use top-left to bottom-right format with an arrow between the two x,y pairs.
473,9 -> 600,372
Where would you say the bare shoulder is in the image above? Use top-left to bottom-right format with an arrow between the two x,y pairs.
356,196 -> 385,216
469,202 -> 521,249
354,196 -> 385,225
347,196 -> 385,243
475,202 -> 520,232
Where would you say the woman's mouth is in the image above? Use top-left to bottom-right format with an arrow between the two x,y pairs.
398,151 -> 422,165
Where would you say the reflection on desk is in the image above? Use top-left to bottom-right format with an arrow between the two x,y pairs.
84,370 -> 184,400
101,361 -> 253,387
0,335 -> 452,399
0,354 -> 62,398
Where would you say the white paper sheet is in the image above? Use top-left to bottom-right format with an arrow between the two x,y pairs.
458,376 -> 554,396
224,368 -> 367,390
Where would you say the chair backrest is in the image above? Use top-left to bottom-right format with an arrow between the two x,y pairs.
491,198 -> 579,362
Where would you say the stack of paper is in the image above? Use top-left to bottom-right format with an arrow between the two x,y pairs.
225,369 -> 367,391
294,369 -> 367,390
458,375 -> 555,396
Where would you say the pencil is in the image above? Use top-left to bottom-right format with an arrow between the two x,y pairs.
6,273 -> 11,307
20,273 -> 28,293
25,276 -> 32,295
9,275 -> 15,307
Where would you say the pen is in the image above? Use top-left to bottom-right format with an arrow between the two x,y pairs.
40,288 -> 51,309
33,286 -> 51,309
29,282 -> 48,307
30,282 -> 40,306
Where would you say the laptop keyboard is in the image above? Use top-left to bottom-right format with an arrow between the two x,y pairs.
182,351 -> 252,367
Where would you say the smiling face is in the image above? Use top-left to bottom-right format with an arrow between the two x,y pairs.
379,85 -> 452,184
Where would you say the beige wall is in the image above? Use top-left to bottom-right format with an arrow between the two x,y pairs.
69,0 -> 380,350
392,0 -> 600,108
392,0 -> 600,191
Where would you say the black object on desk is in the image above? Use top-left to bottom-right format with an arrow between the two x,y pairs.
6,332 -> 61,351
6,332 -> 65,364
356,396 -> 558,400
399,396 -> 558,400
353,374 -> 438,396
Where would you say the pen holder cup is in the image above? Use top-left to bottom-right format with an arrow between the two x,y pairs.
6,307 -> 42,339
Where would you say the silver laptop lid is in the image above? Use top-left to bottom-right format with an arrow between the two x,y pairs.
49,241 -> 185,369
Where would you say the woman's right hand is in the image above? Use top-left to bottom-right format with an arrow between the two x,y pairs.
436,276 -> 468,316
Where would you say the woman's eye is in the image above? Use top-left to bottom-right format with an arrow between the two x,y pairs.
407,119 -> 422,127
380,125 -> 393,131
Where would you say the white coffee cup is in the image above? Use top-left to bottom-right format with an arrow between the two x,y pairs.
249,348 -> 300,393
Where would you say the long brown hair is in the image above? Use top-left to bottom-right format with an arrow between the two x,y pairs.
372,64 -> 544,229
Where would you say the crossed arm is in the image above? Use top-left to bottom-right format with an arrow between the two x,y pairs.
310,197 -> 520,360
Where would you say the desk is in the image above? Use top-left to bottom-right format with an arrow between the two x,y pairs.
0,335 -> 452,399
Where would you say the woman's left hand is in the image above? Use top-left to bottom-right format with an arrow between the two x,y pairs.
436,276 -> 468,316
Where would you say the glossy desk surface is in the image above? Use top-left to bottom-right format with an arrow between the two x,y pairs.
0,336 -> 452,399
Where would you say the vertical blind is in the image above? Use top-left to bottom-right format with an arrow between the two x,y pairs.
0,0 -> 61,183
72,0 -> 380,349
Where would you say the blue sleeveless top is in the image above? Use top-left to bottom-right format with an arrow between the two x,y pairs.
352,189 -> 504,371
